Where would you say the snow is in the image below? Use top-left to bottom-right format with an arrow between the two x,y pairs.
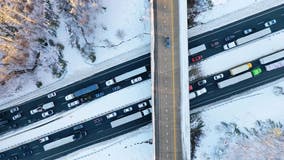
178,0 -> 190,159
194,79 -> 284,160
58,124 -> 153,160
195,0 -> 264,24
0,0 -> 152,159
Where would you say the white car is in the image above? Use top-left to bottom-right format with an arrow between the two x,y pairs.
196,88 -> 207,96
39,136 -> 49,143
131,76 -> 142,84
105,79 -> 115,86
142,108 -> 152,116
106,112 -> 117,119
47,92 -> 56,98
30,107 -> 43,115
42,110 -> 54,118
10,107 -> 19,113
67,100 -> 80,108
223,41 -> 236,50
138,102 -> 147,108
65,94 -> 75,101
12,113 -> 22,121
123,107 -> 133,113
189,92 -> 197,100
264,19 -> 276,27
213,74 -> 224,80
197,79 -> 207,86
243,28 -> 253,35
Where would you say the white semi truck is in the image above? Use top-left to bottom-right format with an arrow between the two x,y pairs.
217,72 -> 253,89
230,63 -> 252,76
236,28 -> 271,45
30,102 -> 55,115
259,50 -> 284,65
105,66 -> 147,86
188,44 -> 206,56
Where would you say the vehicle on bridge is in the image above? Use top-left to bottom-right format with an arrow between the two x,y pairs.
65,84 -> 99,101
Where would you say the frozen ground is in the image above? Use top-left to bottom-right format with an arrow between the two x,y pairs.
195,0 -> 264,24
0,0 -> 150,104
194,79 -> 284,160
0,0 -> 153,159
58,124 -> 153,160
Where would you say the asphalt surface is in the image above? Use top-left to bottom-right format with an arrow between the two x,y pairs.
188,4 -> 284,64
190,51 -> 284,109
0,98 -> 152,160
0,54 -> 151,136
153,0 -> 183,160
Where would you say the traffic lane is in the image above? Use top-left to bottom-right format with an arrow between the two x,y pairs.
39,117 -> 151,160
188,4 -> 284,43
188,6 -> 284,64
0,70 -> 151,135
1,99 -> 152,160
0,54 -> 150,135
190,66 -> 284,109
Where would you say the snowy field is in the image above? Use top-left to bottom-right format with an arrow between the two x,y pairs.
0,0 -> 153,159
58,124 -> 153,160
194,79 -> 284,160
1,0 -> 150,104
195,0 -> 264,24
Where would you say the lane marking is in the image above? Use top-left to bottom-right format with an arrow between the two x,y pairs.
170,0 -> 178,159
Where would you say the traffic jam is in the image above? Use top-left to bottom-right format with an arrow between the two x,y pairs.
0,98 -> 152,160
189,49 -> 284,101
188,19 -> 278,64
0,61 -> 151,136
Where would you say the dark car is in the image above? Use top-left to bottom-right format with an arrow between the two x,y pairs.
164,37 -> 170,48
197,79 -> 207,86
191,55 -> 203,62
210,41 -> 220,48
224,35 -> 236,42
73,130 -> 88,140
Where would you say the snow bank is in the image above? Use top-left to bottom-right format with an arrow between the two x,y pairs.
194,77 -> 284,160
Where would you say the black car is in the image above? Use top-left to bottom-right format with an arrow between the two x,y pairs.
224,35 -> 235,42
164,37 -> 170,48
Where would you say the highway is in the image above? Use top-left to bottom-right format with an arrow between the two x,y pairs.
0,54 -> 151,136
153,0 -> 183,160
190,50 -> 284,109
188,4 -> 284,64
0,98 -> 152,160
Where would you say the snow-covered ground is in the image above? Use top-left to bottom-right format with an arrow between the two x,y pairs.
195,0 -> 264,24
58,124 -> 153,160
0,0 -> 153,159
1,0 -> 150,104
194,79 -> 284,159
